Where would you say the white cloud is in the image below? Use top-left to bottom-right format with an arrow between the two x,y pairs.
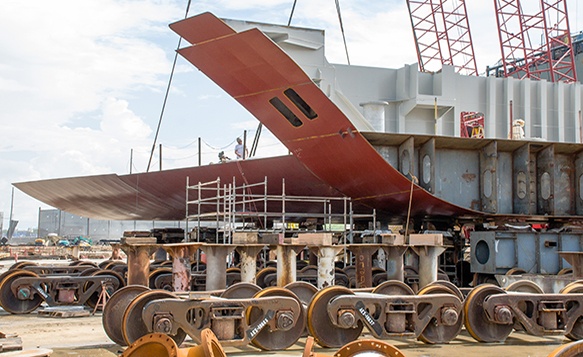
100,97 -> 153,140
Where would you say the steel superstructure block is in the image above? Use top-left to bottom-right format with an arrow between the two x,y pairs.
406,0 -> 477,76
494,0 -> 577,83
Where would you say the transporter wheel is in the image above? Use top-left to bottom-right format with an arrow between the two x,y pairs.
0,270 -> 43,314
343,266 -> 356,288
247,287 -> 305,351
102,285 -> 150,346
464,284 -> 513,342
372,280 -> 414,296
561,282 -> 583,341
285,281 -> 318,337
78,267 -> 100,277
255,267 -> 277,288
505,268 -> 526,276
548,339 -> 583,357
98,260 -> 113,269
417,284 -> 463,344
121,289 -> 186,346
505,280 -> 543,294
9,261 -> 38,270
558,268 -> 573,276
220,282 -> 260,299
560,281 -> 583,294
84,269 -> 126,309
307,286 -> 363,348
148,268 -> 172,290
425,280 -> 465,301
300,265 -> 318,274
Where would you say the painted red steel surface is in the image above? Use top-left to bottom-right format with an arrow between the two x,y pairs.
171,13 -> 477,217
14,12 -> 479,221
14,155 -> 343,221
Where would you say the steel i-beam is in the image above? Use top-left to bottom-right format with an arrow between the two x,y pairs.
235,244 -> 266,284
201,244 -> 235,291
309,245 -> 344,289
162,243 -> 203,292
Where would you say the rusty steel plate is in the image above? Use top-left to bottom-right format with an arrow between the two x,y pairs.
548,340 -> 583,357
417,284 -> 463,344
372,280 -> 414,296
121,290 -> 186,346
306,286 -> 363,348
103,285 -> 150,346
120,332 -> 179,357
463,284 -> 513,343
247,287 -> 305,351
219,282 -> 261,299
334,338 -> 406,357
0,270 -> 43,314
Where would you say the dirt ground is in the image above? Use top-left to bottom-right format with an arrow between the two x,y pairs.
0,305 -> 572,357
0,259 -> 575,357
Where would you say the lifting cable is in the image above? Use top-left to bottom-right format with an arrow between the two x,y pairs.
335,0 -> 351,65
287,0 -> 351,65
146,0 -> 192,172
287,0 -> 298,26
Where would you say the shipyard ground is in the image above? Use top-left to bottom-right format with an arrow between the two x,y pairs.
0,309 -> 570,357
0,259 -> 573,357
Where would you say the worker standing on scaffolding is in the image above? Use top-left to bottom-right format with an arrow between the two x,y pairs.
234,137 -> 248,160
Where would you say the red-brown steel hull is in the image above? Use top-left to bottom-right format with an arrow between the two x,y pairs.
14,12 -> 480,221
14,155 -> 343,221
170,13 -> 477,218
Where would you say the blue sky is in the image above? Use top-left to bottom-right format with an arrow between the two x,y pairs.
1,0 -> 582,230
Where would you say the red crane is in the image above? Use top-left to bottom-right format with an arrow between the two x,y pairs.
494,0 -> 577,83
406,0 -> 478,76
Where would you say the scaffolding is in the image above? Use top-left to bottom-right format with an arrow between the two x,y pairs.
185,176 -> 376,245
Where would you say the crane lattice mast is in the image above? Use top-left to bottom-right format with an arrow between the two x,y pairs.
406,0 -> 478,76
494,0 -> 577,83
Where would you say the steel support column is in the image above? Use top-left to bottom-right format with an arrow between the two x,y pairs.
201,244 -> 235,291
348,244 -> 385,288
276,244 -> 305,287
412,246 -> 446,289
235,244 -> 265,284
383,246 -> 408,281
162,243 -> 202,292
120,240 -> 159,286
309,245 -> 344,289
